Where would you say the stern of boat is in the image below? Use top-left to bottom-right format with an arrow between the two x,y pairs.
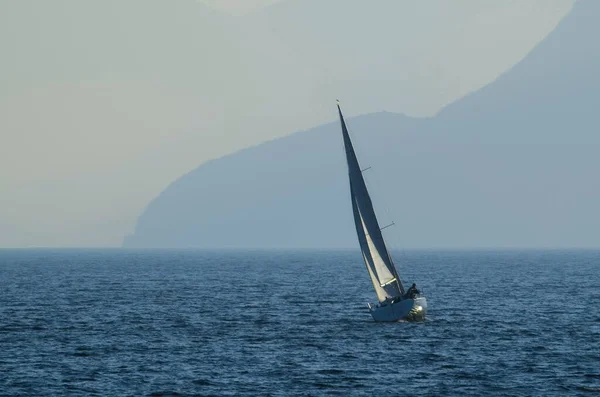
407,296 -> 427,321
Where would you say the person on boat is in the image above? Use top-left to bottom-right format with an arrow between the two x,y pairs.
405,283 -> 420,299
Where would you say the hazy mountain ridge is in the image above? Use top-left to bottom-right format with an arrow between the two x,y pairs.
124,0 -> 599,249
437,0 -> 599,129
0,0 -> 581,247
252,0 -> 575,116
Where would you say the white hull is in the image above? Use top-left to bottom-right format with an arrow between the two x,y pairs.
368,296 -> 427,322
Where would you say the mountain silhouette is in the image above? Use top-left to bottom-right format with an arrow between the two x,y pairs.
124,0 -> 599,248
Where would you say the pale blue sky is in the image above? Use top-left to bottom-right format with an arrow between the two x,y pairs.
197,0 -> 283,15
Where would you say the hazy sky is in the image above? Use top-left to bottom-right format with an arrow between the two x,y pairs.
198,0 -> 282,15
0,0 -> 575,247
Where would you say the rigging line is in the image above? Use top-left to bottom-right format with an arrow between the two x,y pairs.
380,222 -> 395,231
364,222 -> 395,237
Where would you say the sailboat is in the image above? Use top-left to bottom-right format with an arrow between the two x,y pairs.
337,101 -> 427,322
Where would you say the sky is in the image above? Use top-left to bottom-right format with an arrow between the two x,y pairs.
0,0 -> 576,247
197,0 -> 283,15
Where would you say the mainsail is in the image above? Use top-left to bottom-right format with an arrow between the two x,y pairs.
338,103 -> 405,302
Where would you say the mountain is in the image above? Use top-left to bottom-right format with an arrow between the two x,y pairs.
124,0 -> 600,249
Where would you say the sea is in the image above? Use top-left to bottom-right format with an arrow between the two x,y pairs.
0,249 -> 598,396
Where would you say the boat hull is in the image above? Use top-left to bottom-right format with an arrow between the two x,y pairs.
369,296 -> 427,322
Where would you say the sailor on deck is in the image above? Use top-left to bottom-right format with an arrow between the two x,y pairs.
405,283 -> 420,299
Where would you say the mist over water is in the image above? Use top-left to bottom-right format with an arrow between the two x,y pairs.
1,249 -> 598,395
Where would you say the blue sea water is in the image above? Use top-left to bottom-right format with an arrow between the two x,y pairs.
0,249 -> 599,396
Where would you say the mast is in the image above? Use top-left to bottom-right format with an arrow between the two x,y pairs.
337,101 -> 405,300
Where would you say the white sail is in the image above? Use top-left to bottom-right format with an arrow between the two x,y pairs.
358,206 -> 397,285
352,194 -> 389,302
339,104 -> 404,302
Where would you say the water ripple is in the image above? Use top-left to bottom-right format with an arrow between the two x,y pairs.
0,249 -> 598,396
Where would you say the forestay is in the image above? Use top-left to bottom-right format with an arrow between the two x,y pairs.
338,104 -> 405,302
